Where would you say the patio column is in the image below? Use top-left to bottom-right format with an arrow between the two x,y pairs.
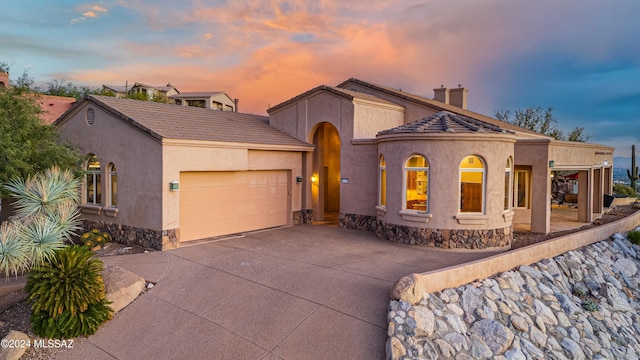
592,167 -> 603,216
577,170 -> 592,222
530,162 -> 551,234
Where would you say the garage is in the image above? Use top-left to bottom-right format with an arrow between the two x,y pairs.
180,170 -> 289,241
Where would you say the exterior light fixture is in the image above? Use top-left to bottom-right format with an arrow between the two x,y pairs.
169,181 -> 179,191
311,175 -> 318,183
549,160 -> 555,168
603,160 -> 609,166
296,176 -> 303,184
340,178 -> 349,184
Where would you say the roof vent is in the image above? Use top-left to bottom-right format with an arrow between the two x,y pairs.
86,108 -> 95,125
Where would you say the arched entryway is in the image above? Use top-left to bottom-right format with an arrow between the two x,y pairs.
310,122 -> 340,221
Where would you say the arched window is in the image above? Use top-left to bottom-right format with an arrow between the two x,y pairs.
86,155 -> 101,205
460,155 -> 485,213
405,155 -> 429,212
108,164 -> 117,208
379,156 -> 387,207
504,158 -> 513,211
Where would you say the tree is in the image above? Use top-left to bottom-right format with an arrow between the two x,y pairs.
38,79 -> 103,100
495,106 -> 589,142
0,65 -> 81,200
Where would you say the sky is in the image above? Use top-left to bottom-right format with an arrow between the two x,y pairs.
2,0 -> 639,156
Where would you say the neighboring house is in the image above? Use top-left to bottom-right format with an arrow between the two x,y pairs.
168,92 -> 238,112
0,72 -> 76,124
55,96 -> 313,250
55,78 -> 614,251
102,82 -> 179,101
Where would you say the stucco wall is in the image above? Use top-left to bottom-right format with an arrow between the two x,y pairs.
161,141 -> 304,232
377,134 -> 516,231
352,101 -> 404,138
57,102 -> 163,230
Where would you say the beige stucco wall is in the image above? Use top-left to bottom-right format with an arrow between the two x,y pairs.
377,133 -> 516,230
57,102 -> 163,230
513,139 -> 551,233
269,91 -> 391,218
161,140 -> 304,232
352,100 -> 404,138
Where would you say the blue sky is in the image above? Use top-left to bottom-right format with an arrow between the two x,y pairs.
2,0 -> 639,156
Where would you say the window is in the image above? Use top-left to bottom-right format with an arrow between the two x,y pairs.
108,164 -> 117,207
460,155 -> 485,213
405,155 -> 429,212
186,99 -> 206,108
379,156 -> 387,207
515,170 -> 530,208
85,155 -> 101,205
504,158 -> 513,211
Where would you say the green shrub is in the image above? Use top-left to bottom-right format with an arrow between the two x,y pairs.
80,229 -> 112,249
25,245 -> 112,338
613,183 -> 636,198
581,300 -> 600,312
627,230 -> 640,245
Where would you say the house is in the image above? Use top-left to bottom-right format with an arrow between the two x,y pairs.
55,96 -> 312,249
102,82 -> 179,101
168,92 -> 238,111
0,72 -> 76,124
55,78 -> 614,250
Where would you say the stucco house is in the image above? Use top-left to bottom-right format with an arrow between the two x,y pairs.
102,82 -> 179,101
55,78 -> 613,250
168,92 -> 238,112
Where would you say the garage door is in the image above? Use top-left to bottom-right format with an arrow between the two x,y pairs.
180,171 -> 289,241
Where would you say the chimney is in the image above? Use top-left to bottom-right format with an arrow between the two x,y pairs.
234,98 -> 239,112
0,72 -> 8,88
449,85 -> 468,109
433,85 -> 449,104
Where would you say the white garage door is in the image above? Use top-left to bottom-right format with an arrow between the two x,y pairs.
180,171 -> 289,242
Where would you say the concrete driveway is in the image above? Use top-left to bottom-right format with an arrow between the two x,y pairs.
57,224 -> 503,360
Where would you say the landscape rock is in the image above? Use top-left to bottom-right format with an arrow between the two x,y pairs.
0,330 -> 29,360
102,265 -> 146,313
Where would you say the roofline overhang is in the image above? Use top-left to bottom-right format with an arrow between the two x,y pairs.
162,138 -> 314,152
376,132 -> 518,144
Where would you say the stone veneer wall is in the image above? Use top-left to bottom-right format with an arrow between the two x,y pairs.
81,220 -> 166,250
293,209 -> 313,225
386,232 -> 640,359
377,221 -> 512,249
339,213 -> 377,231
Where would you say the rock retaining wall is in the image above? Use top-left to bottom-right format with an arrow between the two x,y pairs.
377,221 -> 512,249
81,220 -> 164,250
293,209 -> 313,225
387,231 -> 640,359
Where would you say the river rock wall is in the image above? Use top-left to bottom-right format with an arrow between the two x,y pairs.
387,231 -> 640,359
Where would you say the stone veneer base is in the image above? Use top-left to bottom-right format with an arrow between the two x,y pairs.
293,209 -> 313,225
376,220 -> 511,249
339,213 -> 377,231
81,220 -> 173,250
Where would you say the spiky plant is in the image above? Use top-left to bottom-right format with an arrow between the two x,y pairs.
0,222 -> 30,276
80,229 -> 112,249
5,166 -> 80,219
26,245 -> 113,338
0,166 -> 81,276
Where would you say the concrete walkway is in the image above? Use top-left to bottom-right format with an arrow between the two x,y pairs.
57,224 -> 503,360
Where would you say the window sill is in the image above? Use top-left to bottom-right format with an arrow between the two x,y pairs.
455,214 -> 488,225
79,204 -> 102,215
104,207 -> 119,218
376,205 -> 387,217
502,211 -> 514,222
399,210 -> 432,223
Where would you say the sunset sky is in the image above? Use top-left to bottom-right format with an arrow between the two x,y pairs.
2,1 -> 639,156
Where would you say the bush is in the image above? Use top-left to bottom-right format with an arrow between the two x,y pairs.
627,230 -> 640,245
25,245 -> 112,338
80,229 -> 112,249
613,183 -> 636,198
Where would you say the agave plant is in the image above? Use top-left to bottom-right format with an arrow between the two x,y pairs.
0,222 -> 30,276
0,166 -> 81,276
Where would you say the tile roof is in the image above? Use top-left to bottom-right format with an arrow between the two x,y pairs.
59,95 -> 312,149
377,111 -> 514,136
338,78 -> 548,138
267,85 -> 399,113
